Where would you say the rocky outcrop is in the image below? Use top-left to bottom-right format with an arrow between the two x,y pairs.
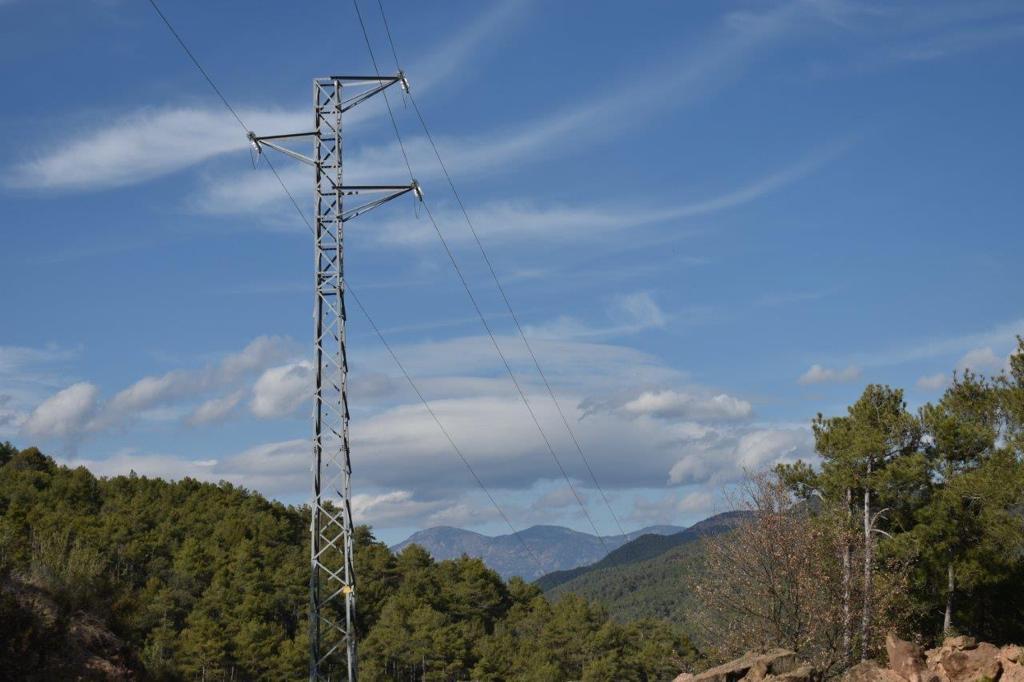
678,636 -> 1024,682
843,661 -> 909,682
838,634 -> 1024,682
886,632 -> 939,682
675,649 -> 814,682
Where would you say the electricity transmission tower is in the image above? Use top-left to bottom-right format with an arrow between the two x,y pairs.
250,74 -> 419,682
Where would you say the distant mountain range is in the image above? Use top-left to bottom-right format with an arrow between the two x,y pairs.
390,523 -> 685,580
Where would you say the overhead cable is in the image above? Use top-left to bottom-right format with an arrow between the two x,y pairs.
144,0 -> 548,576
372,0 -> 628,538
351,0 -> 610,549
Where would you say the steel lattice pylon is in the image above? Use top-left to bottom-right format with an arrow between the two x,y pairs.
251,73 -> 417,682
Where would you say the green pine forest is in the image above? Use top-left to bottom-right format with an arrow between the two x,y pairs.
0,443 -> 696,680
1,338 -> 1023,680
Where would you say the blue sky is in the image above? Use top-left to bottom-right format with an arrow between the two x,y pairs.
1,0 -> 1023,547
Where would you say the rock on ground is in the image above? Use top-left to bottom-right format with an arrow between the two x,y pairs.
926,635 -> 1002,682
692,649 -> 800,682
843,661 -> 910,682
680,635 -> 1023,682
886,631 -> 940,682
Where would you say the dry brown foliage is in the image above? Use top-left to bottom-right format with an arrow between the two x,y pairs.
693,472 -> 850,677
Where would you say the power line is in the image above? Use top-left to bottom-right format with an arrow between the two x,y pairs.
347,287 -> 548,575
144,0 -> 247,131
143,0 -> 548,577
372,0 -> 628,538
350,0 -> 610,549
268,167 -> 550,579
350,0 -> 414,180
259,160 -> 550,580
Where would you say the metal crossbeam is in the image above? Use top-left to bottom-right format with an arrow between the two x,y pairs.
251,73 -> 418,682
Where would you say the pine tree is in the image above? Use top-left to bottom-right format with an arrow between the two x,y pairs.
918,371 -> 1001,634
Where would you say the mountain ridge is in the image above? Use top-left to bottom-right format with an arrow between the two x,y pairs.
532,509 -> 749,589
534,510 -> 749,591
537,510 -> 751,625
391,523 -> 686,580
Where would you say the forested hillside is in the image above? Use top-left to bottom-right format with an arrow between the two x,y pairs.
536,511 -> 747,592
545,531 -> 708,626
0,444 -> 696,680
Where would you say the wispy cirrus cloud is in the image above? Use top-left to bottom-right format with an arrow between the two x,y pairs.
7,108 -> 306,191
808,1 -> 1024,75
401,0 -> 532,93
331,139 -> 850,248
8,0 -> 842,198
842,318 -> 1024,369
3,1 -> 528,193
888,23 -> 1024,63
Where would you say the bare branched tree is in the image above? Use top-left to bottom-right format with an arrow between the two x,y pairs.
693,471 -> 848,677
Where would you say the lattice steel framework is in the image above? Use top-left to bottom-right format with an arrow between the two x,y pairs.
251,74 -> 417,682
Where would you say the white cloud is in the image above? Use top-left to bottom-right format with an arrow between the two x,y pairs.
67,439 -> 308,499
185,390 -> 245,426
18,336 -> 302,442
60,440 -> 492,529
8,108 -> 306,191
192,0 -> 852,227
351,490 -> 450,527
67,449 -> 221,482
531,486 -> 589,512
5,1 -> 524,193
668,426 -> 812,486
341,142 -> 847,248
733,428 -> 809,470
675,489 -> 716,514
193,136 -> 846,233
18,319 -> 799,524
21,383 -> 100,441
344,383 -> 791,497
916,373 -> 949,391
250,361 -> 312,418
406,0 -> 531,93
957,346 -> 1009,373
798,363 -> 862,385
627,489 -> 718,525
844,318 -> 1024,369
0,344 -> 78,437
96,335 -> 299,428
359,330 -> 684,393
216,439 -> 308,496
219,336 -> 298,380
620,390 -> 752,421
516,294 -> 672,342
106,370 -> 199,417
